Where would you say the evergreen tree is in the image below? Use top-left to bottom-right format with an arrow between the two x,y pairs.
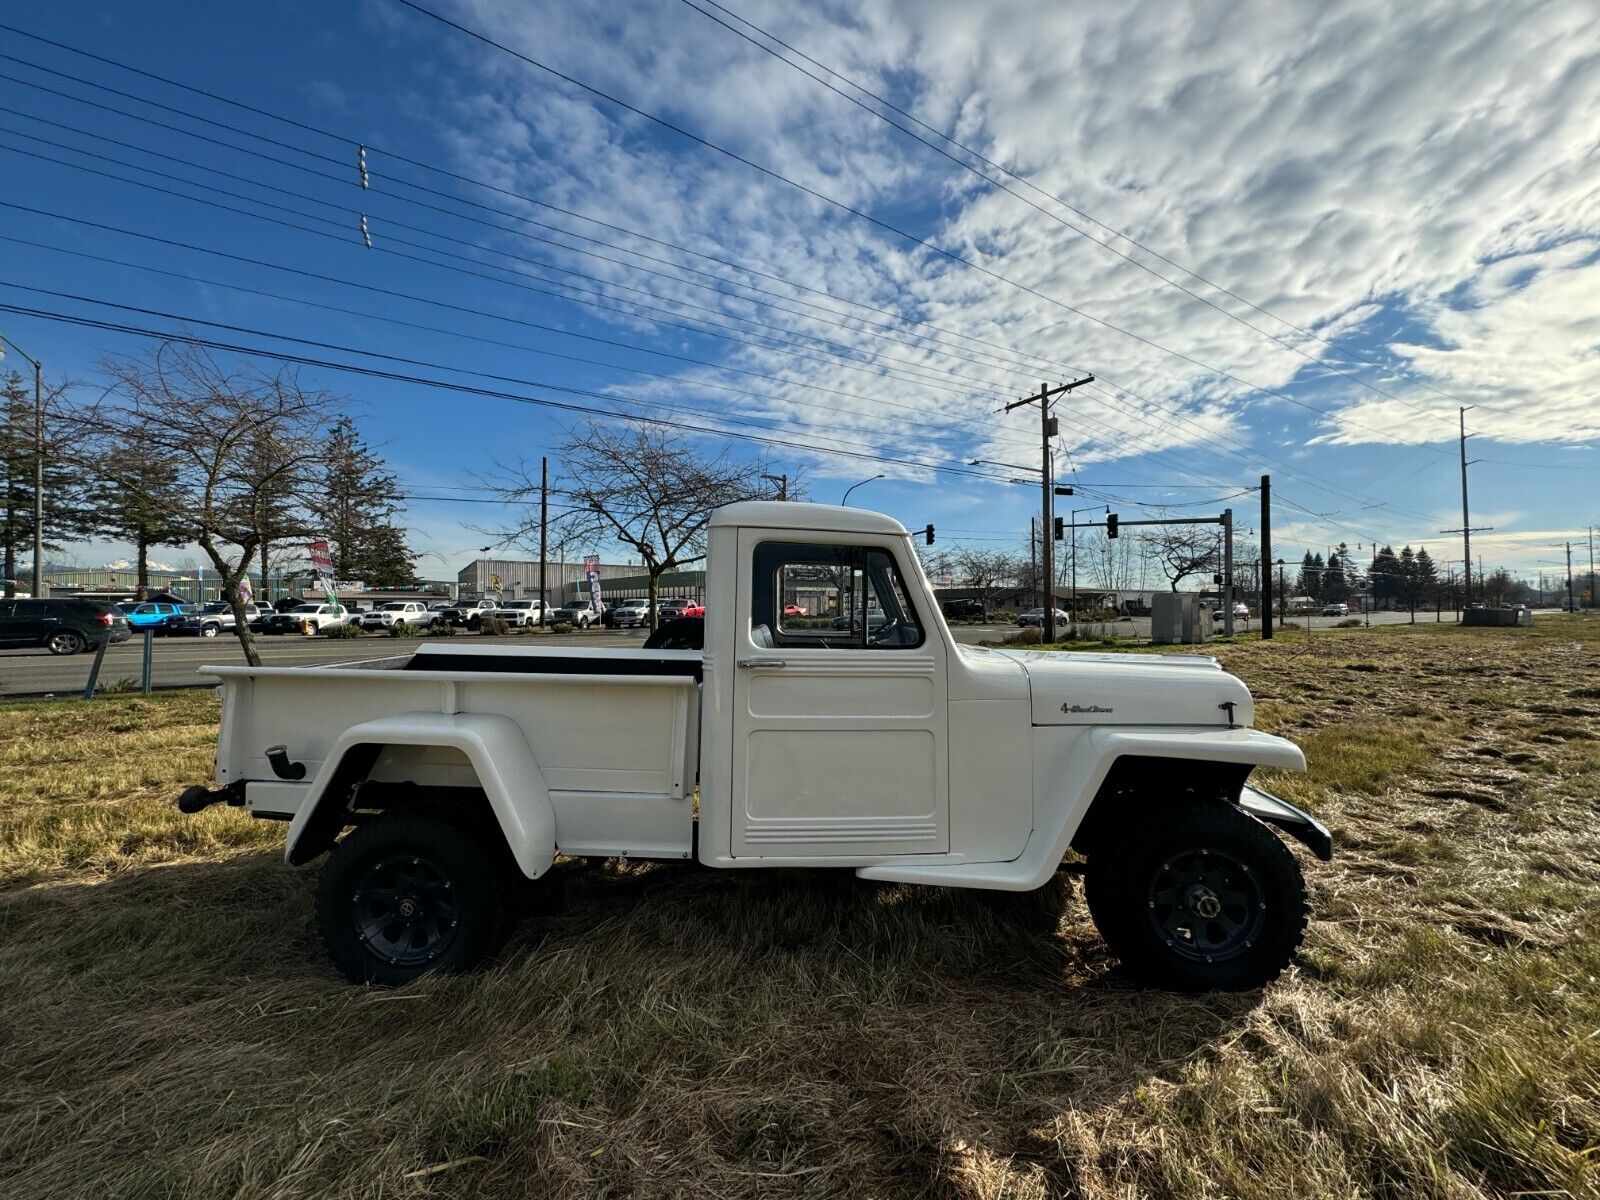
1322,548 -> 1349,600
1370,545 -> 1402,608
1414,547 -> 1438,613
1,371 -> 100,594
309,417 -> 415,586
1299,551 -> 1323,600
83,426 -> 193,592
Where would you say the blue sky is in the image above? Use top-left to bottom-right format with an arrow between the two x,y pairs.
2,0 -> 1597,583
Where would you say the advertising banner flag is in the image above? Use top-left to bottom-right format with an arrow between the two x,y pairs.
584,555 -> 603,613
309,541 -> 338,606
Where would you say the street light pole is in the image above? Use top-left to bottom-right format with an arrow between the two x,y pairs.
840,473 -> 885,505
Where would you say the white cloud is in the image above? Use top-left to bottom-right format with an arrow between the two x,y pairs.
407,0 -> 1597,504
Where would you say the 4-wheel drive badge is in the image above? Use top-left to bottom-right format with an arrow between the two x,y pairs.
1062,703 -> 1114,714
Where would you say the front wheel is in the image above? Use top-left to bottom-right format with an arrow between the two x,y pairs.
314,811 -> 517,985
201,624 -> 219,637
1084,801 -> 1307,992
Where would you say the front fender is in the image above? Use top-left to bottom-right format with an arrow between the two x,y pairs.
283,712 -> 556,879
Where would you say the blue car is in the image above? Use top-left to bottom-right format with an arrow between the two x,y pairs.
118,601 -> 192,634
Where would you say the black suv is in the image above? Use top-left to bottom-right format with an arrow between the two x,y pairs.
0,598 -> 132,655
942,597 -> 988,621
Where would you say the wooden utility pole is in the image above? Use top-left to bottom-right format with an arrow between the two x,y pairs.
1005,377 -> 1092,642
1260,474 -> 1273,639
538,455 -> 548,627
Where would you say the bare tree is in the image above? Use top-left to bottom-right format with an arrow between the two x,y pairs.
1143,525 -> 1221,591
71,343 -> 339,665
485,421 -> 783,628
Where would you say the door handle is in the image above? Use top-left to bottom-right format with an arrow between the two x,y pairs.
737,658 -> 787,669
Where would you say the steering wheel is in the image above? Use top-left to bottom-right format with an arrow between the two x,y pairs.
868,616 -> 904,646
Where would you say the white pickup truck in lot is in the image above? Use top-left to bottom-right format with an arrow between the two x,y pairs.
179,503 -> 1328,991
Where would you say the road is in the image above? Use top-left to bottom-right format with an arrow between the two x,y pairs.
0,608 -> 1468,697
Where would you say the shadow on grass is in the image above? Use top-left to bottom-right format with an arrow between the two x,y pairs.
2,850 -> 1266,1198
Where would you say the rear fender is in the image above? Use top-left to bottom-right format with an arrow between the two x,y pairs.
283,712 -> 555,879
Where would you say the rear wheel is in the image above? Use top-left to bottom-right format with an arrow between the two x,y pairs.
1084,801 -> 1307,992
314,810 -> 518,985
46,629 -> 87,656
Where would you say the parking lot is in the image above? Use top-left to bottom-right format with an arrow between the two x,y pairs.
0,607 -> 1465,697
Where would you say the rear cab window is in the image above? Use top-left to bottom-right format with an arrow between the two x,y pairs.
751,542 -> 924,650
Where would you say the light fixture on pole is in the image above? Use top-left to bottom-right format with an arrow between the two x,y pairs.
841,473 -> 885,505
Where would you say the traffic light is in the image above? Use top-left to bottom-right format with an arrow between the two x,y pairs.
1054,486 -> 1074,496
1106,513 -> 1119,539
1053,516 -> 1064,540
922,523 -> 935,546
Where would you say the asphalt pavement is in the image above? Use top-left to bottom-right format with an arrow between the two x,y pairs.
0,608 -> 1462,698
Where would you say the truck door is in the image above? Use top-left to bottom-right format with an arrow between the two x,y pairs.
730,533 -> 949,858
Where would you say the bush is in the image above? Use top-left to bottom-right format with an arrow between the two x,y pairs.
323,622 -> 364,639
426,621 -> 459,637
386,621 -> 424,639
1002,627 -> 1042,646
989,610 -> 1018,624
551,621 -> 573,634
477,617 -> 510,636
1336,617 -> 1363,628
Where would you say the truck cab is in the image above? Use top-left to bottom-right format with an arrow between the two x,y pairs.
182,503 -> 1327,991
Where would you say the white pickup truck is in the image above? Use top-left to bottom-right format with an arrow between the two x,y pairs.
179,503 -> 1328,991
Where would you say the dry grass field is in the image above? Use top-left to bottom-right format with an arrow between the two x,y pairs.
1,620 -> 1597,1198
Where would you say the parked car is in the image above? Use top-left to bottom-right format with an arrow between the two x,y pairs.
361,602 -> 432,630
181,500 -> 1326,991
0,597 -> 131,655
496,600 -> 546,627
657,598 -> 690,620
553,601 -> 599,629
1017,608 -> 1071,628
610,598 -> 653,628
178,601 -> 263,637
942,597 -> 987,621
426,602 -> 456,623
118,601 -> 189,634
678,600 -> 705,618
1322,602 -> 1349,617
439,598 -> 499,627
781,603 -> 808,618
832,605 -> 888,631
258,603 -> 350,635
1212,603 -> 1251,620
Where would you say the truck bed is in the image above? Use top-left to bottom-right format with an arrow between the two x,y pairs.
206,642 -> 702,860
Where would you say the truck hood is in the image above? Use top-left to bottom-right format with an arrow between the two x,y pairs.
991,648 -> 1254,727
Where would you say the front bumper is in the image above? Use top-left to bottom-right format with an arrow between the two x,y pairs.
1239,785 -> 1333,860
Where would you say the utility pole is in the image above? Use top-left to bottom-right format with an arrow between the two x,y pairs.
763,473 -> 788,501
538,455 -> 548,627
1260,474 -> 1273,640
1567,542 -> 1576,614
1222,509 -> 1235,635
1005,377 -> 1092,642
1580,528 -> 1593,614
1459,406 -> 1476,605
1029,517 -> 1038,608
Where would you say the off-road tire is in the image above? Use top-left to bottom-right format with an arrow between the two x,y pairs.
1084,801 -> 1307,992
46,629 -> 87,656
315,810 -> 518,985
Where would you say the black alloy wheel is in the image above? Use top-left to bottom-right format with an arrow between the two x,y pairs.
1145,848 -> 1265,963
350,853 -> 461,970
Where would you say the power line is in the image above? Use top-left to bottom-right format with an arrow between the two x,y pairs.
0,35 -> 1510,508
389,0 -> 1474,459
673,0 -> 1475,432
679,0 -> 1511,418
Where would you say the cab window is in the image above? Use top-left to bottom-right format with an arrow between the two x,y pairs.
751,542 -> 923,649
